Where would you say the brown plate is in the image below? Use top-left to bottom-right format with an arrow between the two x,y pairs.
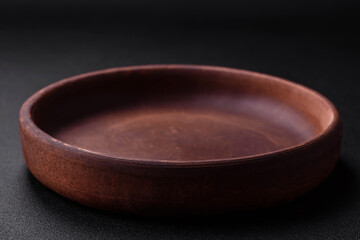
19,65 -> 342,216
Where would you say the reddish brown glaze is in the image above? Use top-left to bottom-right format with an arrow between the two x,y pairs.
19,65 -> 342,216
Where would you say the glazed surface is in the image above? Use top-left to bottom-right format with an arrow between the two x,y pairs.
29,67 -> 333,161
52,96 -> 316,160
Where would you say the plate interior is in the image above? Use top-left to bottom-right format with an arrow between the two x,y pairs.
32,69 -> 332,161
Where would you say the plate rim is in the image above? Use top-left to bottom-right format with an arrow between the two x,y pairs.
19,64 -> 341,167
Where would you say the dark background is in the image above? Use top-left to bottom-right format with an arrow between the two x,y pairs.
1,0 -> 360,239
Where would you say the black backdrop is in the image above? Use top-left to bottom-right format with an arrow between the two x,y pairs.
1,1 -> 360,239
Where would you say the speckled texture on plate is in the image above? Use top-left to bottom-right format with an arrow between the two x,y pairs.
19,65 -> 342,216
